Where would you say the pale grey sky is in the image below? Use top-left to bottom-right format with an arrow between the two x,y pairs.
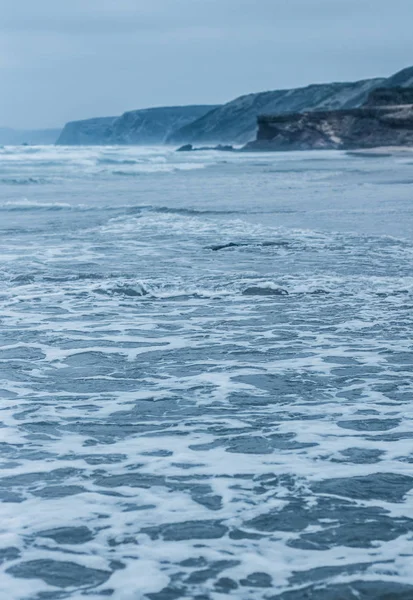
1,0 -> 412,129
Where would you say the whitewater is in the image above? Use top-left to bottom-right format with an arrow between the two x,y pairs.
0,144 -> 413,599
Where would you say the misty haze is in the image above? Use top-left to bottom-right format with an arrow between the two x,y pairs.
1,2 -> 413,599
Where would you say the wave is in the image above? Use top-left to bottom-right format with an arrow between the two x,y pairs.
97,158 -> 139,166
111,170 -> 142,177
0,177 -> 50,185
122,206 -> 296,217
0,200 -> 73,211
6,270 -> 413,301
0,200 -> 92,212
110,163 -> 206,176
94,282 -> 151,298
150,206 -> 245,216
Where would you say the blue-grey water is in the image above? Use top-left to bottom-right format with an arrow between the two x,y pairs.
0,145 -> 413,600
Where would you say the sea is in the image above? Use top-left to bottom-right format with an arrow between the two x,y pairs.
0,144 -> 413,600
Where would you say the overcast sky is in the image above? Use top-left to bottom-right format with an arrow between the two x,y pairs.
1,0 -> 412,129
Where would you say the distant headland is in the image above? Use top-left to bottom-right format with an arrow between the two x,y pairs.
3,65 -> 413,150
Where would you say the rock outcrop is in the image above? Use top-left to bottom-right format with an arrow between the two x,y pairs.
244,88 -> 413,152
167,65 -> 413,146
56,106 -> 218,146
176,144 -> 235,152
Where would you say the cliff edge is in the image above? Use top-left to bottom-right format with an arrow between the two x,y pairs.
167,79 -> 383,146
168,65 -> 413,146
57,106 -> 219,146
244,87 -> 413,152
56,118 -> 117,145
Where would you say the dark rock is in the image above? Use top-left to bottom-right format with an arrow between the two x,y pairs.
176,144 -> 235,152
209,145 -> 234,152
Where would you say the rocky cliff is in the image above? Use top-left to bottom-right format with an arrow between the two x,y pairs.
383,65 -> 413,88
56,106 -> 218,146
364,86 -> 413,107
56,117 -> 118,145
168,79 -> 384,145
56,65 -> 413,147
108,106 -> 219,145
167,65 -> 413,146
244,88 -> 413,152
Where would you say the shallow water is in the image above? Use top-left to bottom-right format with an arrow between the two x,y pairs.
0,145 -> 413,599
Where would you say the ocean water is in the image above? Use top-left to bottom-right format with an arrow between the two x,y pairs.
0,144 -> 413,600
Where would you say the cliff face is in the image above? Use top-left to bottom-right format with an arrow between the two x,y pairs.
384,65 -> 413,88
364,87 -> 413,107
245,89 -> 413,152
108,106 -> 219,145
56,65 -> 413,147
167,79 -> 384,145
56,106 -> 218,146
167,65 -> 413,146
56,117 -> 118,145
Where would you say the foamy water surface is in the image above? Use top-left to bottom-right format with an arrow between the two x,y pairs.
0,145 -> 413,599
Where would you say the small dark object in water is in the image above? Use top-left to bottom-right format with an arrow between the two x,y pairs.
176,144 -> 235,152
210,242 -> 248,251
242,286 -> 288,296
210,240 -> 290,251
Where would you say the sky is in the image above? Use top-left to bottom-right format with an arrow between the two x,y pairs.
1,0 -> 412,129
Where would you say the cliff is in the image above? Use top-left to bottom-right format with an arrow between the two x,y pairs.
245,89 -> 413,152
363,87 -> 413,107
56,106 -> 218,146
56,117 -> 117,145
167,79 -> 383,146
167,65 -> 413,146
108,106 -> 219,145
55,65 -> 413,147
